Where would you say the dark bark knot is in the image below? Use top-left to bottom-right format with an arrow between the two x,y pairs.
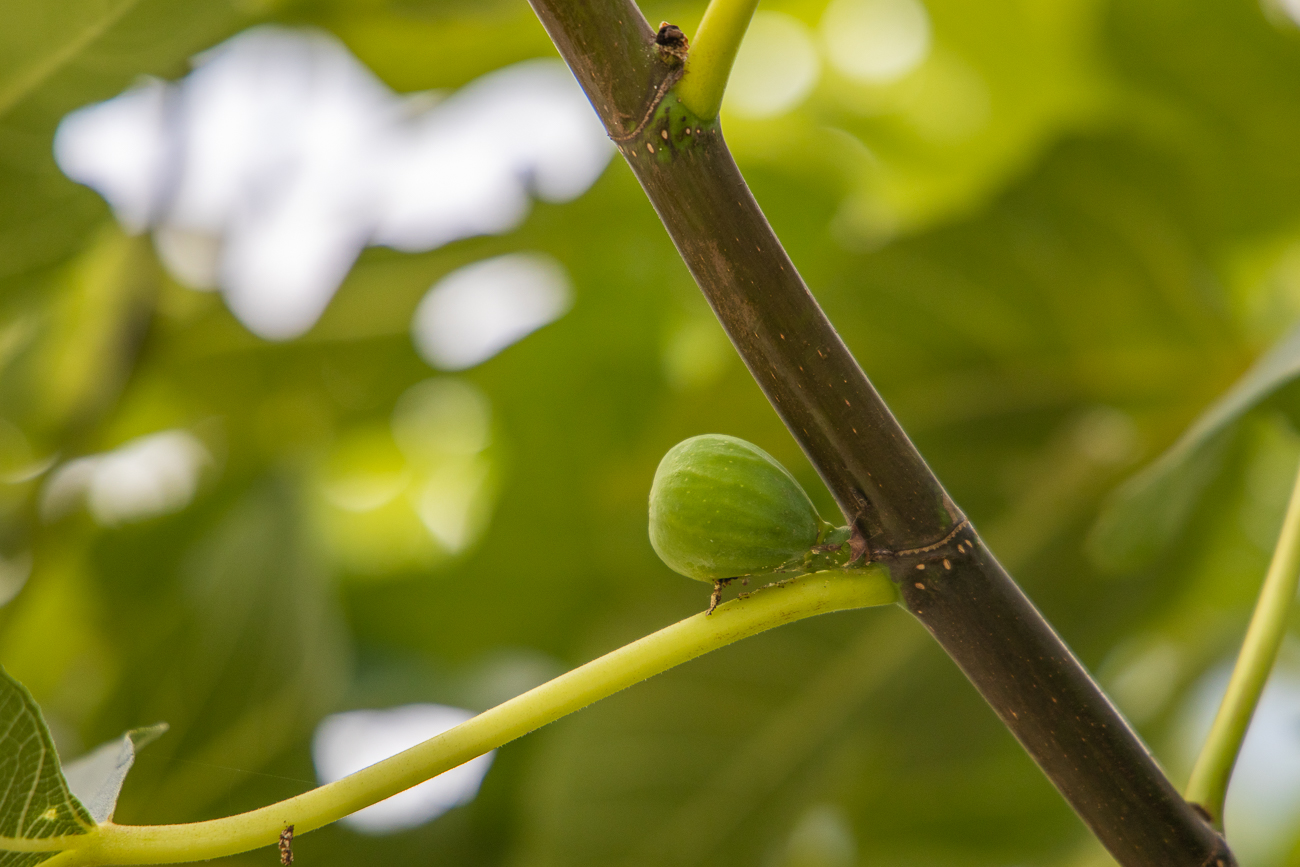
654,22 -> 689,64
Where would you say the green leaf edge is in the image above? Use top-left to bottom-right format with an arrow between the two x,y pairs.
1088,322 -> 1300,570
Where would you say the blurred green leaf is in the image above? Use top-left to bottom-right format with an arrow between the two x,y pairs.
1089,323 -> 1300,572
0,0 -> 143,120
6,225 -> 158,442
96,481 -> 351,824
0,666 -> 93,867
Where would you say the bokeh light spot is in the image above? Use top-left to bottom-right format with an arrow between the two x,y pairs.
41,431 -> 210,526
312,704 -> 494,834
723,12 -> 821,119
821,0 -> 931,84
412,253 -> 572,371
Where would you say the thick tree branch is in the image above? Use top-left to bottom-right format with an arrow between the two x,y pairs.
526,2 -> 1236,865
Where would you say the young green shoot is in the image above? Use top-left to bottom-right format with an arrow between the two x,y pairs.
674,0 -> 760,120
1185,456 -> 1300,829
36,568 -> 896,866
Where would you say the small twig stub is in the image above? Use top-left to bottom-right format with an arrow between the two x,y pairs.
279,825 -> 294,865
654,22 -> 689,64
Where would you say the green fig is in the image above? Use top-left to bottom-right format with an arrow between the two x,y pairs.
648,434 -> 824,582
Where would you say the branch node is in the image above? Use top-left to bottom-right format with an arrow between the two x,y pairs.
872,519 -> 972,561
610,64 -> 683,143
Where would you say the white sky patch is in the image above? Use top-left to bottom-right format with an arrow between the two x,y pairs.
54,26 -> 610,341
412,253 -> 572,370
52,79 -> 173,234
723,12 -> 821,119
821,0 -> 932,84
41,430 -> 210,526
373,63 -> 612,252
1177,654 -> 1300,864
312,704 -> 493,834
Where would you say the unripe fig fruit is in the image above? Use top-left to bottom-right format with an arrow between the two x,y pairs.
649,434 -> 822,581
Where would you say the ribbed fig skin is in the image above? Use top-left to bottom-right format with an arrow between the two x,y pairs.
648,434 -> 821,582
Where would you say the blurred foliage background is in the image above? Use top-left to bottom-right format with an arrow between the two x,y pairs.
4,0 -> 1300,864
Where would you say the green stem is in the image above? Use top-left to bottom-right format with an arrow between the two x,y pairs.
40,569 -> 896,866
1185,456 -> 1300,829
675,0 -> 760,120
